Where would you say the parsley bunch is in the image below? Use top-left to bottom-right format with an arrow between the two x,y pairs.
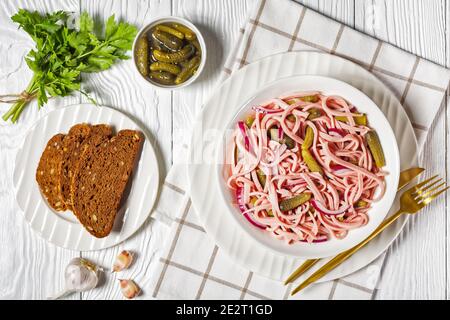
2,9 -> 137,123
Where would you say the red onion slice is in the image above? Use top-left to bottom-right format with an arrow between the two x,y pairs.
330,164 -> 352,175
236,188 -> 266,229
252,105 -> 281,114
311,199 -> 350,216
328,128 -> 346,137
300,235 -> 328,243
237,121 -> 250,151
278,127 -> 283,140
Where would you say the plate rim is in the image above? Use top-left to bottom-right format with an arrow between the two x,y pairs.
13,103 -> 160,251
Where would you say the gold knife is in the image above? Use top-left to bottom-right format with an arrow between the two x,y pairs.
284,167 -> 425,286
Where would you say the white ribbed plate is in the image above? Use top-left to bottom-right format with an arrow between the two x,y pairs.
13,104 -> 160,251
188,51 -> 418,282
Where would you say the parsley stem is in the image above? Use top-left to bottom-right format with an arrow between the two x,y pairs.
2,76 -> 38,122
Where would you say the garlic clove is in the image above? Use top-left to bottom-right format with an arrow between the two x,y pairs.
112,250 -> 134,273
119,279 -> 140,299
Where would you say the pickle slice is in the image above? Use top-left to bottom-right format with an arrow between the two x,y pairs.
302,149 -> 323,174
355,200 -> 368,208
286,98 -> 299,105
307,108 -> 322,120
270,127 -> 295,149
283,135 -> 295,149
286,114 -> 296,122
335,114 -> 367,126
256,168 -> 266,187
366,130 -> 385,168
302,126 -> 314,150
279,193 -> 311,211
245,115 -> 255,128
300,95 -> 319,103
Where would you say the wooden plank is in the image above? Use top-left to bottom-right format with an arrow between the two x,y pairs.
79,0 -> 172,299
355,0 -> 447,300
298,0 -> 355,26
0,0 -> 80,299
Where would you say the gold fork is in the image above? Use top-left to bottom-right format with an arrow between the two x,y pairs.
291,174 -> 448,296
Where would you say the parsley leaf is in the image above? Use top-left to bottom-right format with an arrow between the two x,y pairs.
2,9 -> 137,123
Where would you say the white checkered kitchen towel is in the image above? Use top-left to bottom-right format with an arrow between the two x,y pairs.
149,0 -> 450,299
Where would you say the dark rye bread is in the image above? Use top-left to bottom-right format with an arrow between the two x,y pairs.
59,123 -> 92,210
59,124 -> 112,209
70,130 -> 143,238
36,134 -> 67,211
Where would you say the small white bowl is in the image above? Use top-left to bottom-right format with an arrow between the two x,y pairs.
132,16 -> 207,90
217,75 -> 400,259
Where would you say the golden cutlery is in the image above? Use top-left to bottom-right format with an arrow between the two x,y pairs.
291,173 -> 448,295
284,167 -> 425,285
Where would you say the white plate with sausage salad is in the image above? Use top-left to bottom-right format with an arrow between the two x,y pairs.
187,51 -> 418,282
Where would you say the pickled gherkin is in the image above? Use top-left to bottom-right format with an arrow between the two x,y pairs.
282,135 -> 296,149
286,114 -> 296,122
150,62 -> 181,75
279,193 -> 311,211
135,37 -> 149,76
170,23 -> 197,41
366,130 -> 385,168
191,39 -> 202,55
256,168 -> 266,187
335,114 -> 367,126
307,108 -> 322,120
155,25 -> 184,39
149,71 -> 175,85
355,200 -> 368,208
175,56 -> 201,84
245,115 -> 255,128
286,98 -> 299,105
302,149 -> 323,174
269,127 -> 295,149
302,126 -> 314,150
300,95 -> 319,103
152,29 -> 183,51
153,44 -> 195,63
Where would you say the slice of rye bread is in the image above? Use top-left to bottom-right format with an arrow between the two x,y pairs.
60,124 -> 112,209
59,123 -> 92,210
36,134 -> 67,211
70,130 -> 143,238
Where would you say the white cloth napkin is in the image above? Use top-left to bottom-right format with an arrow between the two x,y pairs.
148,0 -> 450,299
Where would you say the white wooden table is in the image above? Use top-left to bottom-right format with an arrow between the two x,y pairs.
0,0 -> 448,300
